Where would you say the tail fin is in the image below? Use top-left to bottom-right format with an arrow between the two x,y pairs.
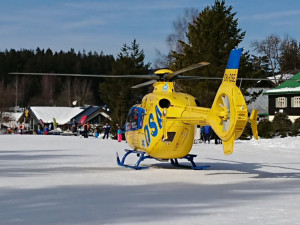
249,109 -> 259,140
222,48 -> 243,85
208,48 -> 248,155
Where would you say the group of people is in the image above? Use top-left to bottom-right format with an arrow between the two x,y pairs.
71,119 -> 94,138
70,119 -> 122,141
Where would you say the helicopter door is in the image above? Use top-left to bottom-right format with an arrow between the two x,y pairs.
125,107 -> 145,132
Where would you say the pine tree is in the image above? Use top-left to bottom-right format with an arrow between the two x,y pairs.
99,39 -> 150,137
169,0 -> 247,107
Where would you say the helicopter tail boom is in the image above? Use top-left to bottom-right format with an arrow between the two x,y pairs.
208,48 -> 249,155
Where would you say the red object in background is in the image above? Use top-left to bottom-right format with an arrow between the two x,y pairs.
79,115 -> 87,126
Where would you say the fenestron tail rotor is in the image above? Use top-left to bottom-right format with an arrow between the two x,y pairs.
221,95 -> 230,132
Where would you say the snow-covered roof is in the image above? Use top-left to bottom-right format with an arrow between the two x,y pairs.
265,72 -> 300,95
30,107 -> 84,125
265,87 -> 300,94
100,111 -> 111,119
3,112 -> 23,121
267,73 -> 294,83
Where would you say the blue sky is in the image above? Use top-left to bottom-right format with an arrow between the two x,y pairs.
0,0 -> 299,65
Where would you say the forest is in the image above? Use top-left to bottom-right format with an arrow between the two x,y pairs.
0,48 -> 115,108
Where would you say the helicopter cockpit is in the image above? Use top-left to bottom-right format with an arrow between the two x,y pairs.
125,106 -> 145,132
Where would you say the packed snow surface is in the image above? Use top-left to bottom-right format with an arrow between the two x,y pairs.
1,135 -> 300,225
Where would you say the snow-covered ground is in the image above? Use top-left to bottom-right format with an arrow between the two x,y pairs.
1,135 -> 300,225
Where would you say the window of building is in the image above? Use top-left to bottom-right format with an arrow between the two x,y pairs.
291,96 -> 300,108
275,97 -> 287,108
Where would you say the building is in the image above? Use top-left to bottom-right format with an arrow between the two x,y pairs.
70,105 -> 111,127
264,72 -> 300,122
18,105 -> 111,133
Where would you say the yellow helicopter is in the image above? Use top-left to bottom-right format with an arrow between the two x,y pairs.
117,48 -> 258,169
11,48 -> 258,170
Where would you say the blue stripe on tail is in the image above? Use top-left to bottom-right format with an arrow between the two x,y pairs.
226,48 -> 243,69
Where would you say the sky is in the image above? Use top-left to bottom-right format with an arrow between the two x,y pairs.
0,0 -> 299,65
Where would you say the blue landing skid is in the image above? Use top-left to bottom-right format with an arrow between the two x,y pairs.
117,150 -> 151,170
170,154 -> 210,170
116,150 -> 210,170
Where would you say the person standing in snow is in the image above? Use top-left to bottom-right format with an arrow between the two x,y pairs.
200,126 -> 205,142
44,125 -> 49,135
71,119 -> 78,134
103,123 -> 110,139
203,125 -> 212,144
83,122 -> 90,138
117,126 -> 122,142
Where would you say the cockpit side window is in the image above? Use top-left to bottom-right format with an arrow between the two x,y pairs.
125,107 -> 145,131
138,111 -> 145,129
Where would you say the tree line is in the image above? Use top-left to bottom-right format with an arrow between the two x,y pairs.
0,48 -> 115,109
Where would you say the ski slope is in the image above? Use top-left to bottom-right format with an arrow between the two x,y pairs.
1,135 -> 300,225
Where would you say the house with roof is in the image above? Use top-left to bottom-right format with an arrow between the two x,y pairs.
264,72 -> 300,122
18,105 -> 111,133
69,106 -> 111,127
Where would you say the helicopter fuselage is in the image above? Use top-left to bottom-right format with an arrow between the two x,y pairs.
125,82 -> 209,159
124,48 -> 257,163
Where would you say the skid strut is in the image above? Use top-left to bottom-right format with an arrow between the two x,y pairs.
117,150 -> 210,170
170,154 -> 210,170
117,150 -> 151,170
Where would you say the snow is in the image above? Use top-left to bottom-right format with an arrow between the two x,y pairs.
30,107 -> 84,124
1,135 -> 300,225
265,86 -> 300,93
267,74 -> 294,84
245,88 -> 269,114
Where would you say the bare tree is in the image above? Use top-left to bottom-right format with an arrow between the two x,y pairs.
74,78 -> 93,106
154,8 -> 199,68
167,8 -> 199,53
252,34 -> 300,84
0,85 -> 15,125
251,34 -> 282,83
41,75 -> 56,105
280,35 -> 300,72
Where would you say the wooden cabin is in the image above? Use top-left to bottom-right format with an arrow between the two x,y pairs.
264,72 -> 300,122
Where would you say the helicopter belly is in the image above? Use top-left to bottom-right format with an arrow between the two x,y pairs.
126,123 -> 195,159
147,123 -> 195,159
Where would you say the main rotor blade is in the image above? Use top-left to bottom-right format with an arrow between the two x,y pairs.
175,76 -> 222,80
10,72 -> 277,82
174,75 -> 274,81
9,72 -> 159,79
131,80 -> 157,89
164,62 -> 209,81
173,62 -> 210,76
